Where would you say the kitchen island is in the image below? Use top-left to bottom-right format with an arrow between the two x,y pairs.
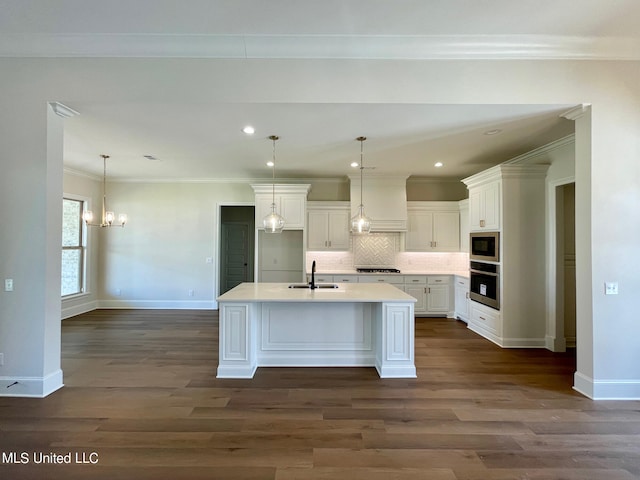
216,282 -> 417,379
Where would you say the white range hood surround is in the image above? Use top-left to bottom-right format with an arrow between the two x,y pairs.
349,175 -> 409,232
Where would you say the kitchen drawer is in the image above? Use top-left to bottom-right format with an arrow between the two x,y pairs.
470,303 -> 501,336
358,275 -> 404,285
427,275 -> 450,285
334,275 -> 359,283
404,275 -> 427,285
306,274 -> 333,283
455,276 -> 469,288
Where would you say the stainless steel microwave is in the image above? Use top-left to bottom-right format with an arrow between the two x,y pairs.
470,232 -> 500,262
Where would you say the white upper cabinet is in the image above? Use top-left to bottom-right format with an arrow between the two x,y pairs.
252,184 -> 311,230
405,202 -> 460,252
307,202 -> 350,250
467,178 -> 501,231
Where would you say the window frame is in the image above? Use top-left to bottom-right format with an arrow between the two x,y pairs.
61,194 -> 90,298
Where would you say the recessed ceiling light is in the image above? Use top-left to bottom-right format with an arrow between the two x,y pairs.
350,162 -> 359,168
242,125 -> 255,135
483,129 -> 502,136
266,161 -> 274,167
434,162 -> 443,168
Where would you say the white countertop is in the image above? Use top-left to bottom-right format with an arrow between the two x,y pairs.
217,282 -> 417,303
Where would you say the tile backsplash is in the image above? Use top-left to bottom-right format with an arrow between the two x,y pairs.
307,232 -> 469,273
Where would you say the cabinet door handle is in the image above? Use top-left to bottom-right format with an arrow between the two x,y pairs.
412,279 -> 419,282
466,292 -> 470,299
378,279 -> 385,282
428,287 -> 431,294
479,316 -> 486,321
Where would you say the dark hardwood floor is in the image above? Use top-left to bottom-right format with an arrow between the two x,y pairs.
1,309 -> 639,479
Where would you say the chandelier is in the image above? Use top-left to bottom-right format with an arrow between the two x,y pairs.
82,155 -> 127,228
350,136 -> 372,234
262,135 -> 285,233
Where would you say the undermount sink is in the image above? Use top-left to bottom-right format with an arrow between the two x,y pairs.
288,283 -> 339,289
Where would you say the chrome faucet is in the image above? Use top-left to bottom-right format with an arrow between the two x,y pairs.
309,260 -> 317,289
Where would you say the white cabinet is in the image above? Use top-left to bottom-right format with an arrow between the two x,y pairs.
252,184 -> 311,230
468,180 -> 500,231
404,276 -> 427,314
406,203 -> 460,252
358,275 -> 404,286
333,274 -> 359,283
426,276 -> 450,314
454,276 -> 470,323
403,275 -> 451,316
468,301 -> 502,345
307,203 -> 350,250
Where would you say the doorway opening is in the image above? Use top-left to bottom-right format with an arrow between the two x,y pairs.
219,206 -> 255,295
556,182 -> 577,349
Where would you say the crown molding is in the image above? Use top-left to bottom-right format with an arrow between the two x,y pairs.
503,134 -> 575,165
50,102 -> 80,118
2,34 -> 640,60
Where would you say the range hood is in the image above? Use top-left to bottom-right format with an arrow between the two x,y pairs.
349,175 -> 408,232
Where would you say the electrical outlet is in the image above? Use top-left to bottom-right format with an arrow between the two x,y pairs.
0,353 -> 4,366
115,288 -> 121,296
605,282 -> 619,295
4,279 -> 13,292
188,289 -> 194,297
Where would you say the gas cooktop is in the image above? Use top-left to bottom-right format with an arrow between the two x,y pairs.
356,268 -> 401,273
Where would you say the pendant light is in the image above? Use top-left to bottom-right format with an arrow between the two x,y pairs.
83,155 -> 128,228
350,136 -> 372,234
262,135 -> 285,233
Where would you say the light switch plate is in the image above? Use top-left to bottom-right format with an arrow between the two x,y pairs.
605,282 -> 619,295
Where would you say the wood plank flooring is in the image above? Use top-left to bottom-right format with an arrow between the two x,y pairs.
1,309 -> 639,479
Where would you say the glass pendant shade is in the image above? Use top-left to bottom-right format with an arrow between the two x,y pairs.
263,135 -> 285,233
350,136 -> 371,235
351,204 -> 372,235
263,203 -> 285,233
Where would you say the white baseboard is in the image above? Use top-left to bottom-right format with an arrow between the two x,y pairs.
574,371 -> 640,400
62,299 -> 99,319
0,369 -> 63,398
97,300 -> 218,310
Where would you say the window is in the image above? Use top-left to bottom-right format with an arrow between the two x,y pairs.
61,197 -> 88,297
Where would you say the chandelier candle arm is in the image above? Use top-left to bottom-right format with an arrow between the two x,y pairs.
262,135 -> 285,233
83,154 -> 127,228
350,136 -> 372,235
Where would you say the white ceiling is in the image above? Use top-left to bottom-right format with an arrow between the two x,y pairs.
5,0 -> 639,181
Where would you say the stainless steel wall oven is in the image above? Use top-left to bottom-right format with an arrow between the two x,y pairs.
469,261 -> 500,310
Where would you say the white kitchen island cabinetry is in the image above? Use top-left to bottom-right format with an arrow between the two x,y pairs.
405,202 -> 460,251
217,282 -> 416,379
306,202 -> 350,250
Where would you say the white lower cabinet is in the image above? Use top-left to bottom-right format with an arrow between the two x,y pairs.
404,284 -> 427,314
468,301 -> 502,346
403,275 -> 451,316
454,276 -> 470,323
